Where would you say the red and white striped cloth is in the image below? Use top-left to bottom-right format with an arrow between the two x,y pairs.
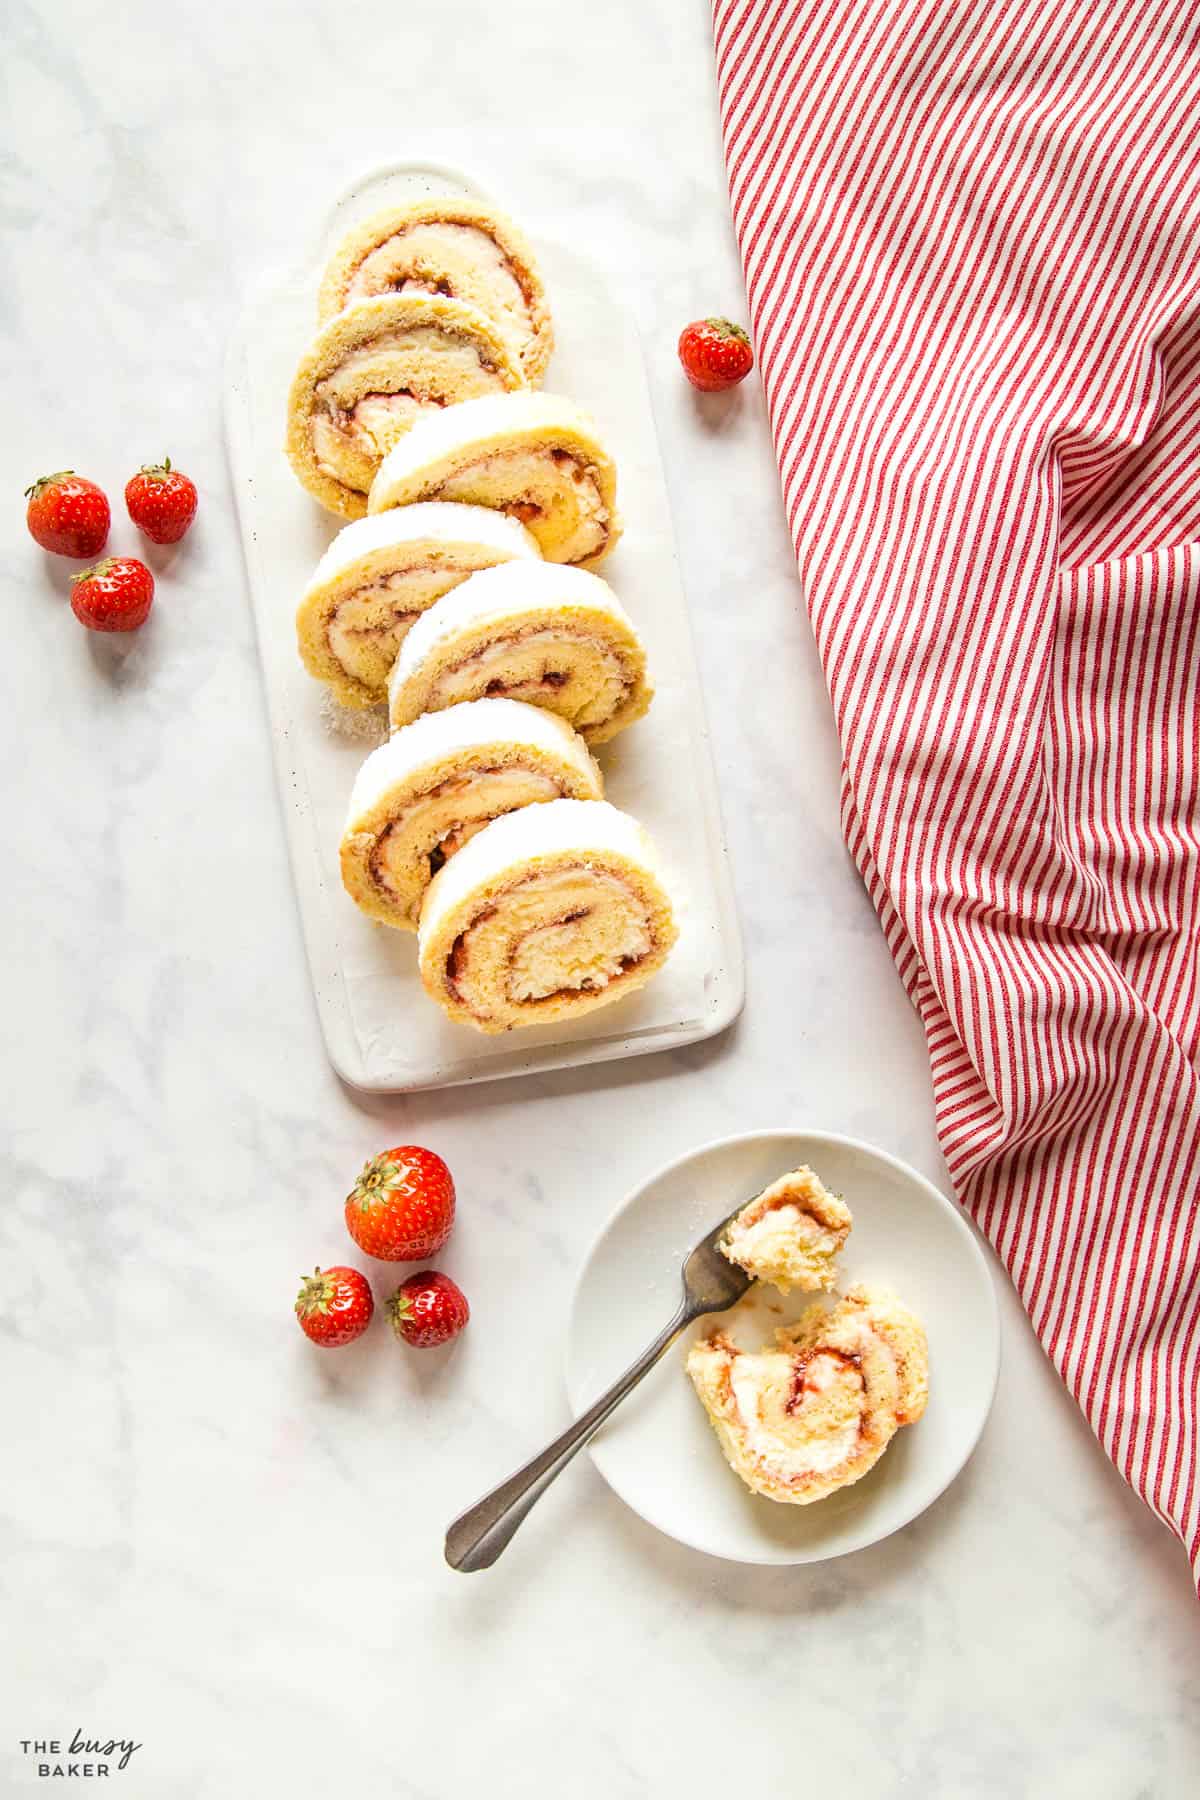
713,0 -> 1200,1584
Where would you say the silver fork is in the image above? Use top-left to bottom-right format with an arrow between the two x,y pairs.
444,1206 -> 752,1572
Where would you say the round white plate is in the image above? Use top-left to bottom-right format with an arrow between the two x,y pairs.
567,1129 -> 1000,1564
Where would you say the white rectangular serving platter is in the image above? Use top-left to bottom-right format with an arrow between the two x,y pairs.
225,161 -> 743,1091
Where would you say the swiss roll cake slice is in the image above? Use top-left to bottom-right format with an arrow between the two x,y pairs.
339,699 -> 602,931
318,196 -> 553,386
417,798 -> 678,1033
686,1285 -> 929,1506
286,293 -> 527,519
387,561 -> 652,743
297,504 -> 541,708
368,392 -> 621,567
720,1167 -> 853,1294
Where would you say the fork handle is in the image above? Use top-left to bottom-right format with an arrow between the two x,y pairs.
444,1303 -> 693,1572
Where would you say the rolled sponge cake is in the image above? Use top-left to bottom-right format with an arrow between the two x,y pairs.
339,698 -> 602,931
317,195 -> 553,386
286,293 -> 527,520
388,560 -> 652,743
417,797 -> 678,1032
686,1284 -> 929,1506
368,391 -> 621,567
296,502 -> 541,708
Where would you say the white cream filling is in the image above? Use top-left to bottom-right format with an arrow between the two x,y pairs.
348,221 -> 532,341
433,448 -> 607,564
313,393 -> 431,473
726,1205 -> 839,1271
427,627 -> 629,725
373,766 -> 563,900
505,870 -> 650,1001
311,328 -> 509,480
325,567 -> 462,683
729,1351 -> 863,1479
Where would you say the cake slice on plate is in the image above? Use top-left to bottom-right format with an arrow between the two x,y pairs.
720,1166 -> 852,1294
686,1284 -> 929,1505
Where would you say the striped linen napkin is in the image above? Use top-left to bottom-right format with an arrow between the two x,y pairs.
713,0 -> 1200,1585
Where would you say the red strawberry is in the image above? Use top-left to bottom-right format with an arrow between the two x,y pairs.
387,1271 -> 469,1348
677,317 -> 754,392
345,1145 -> 455,1261
295,1265 -> 374,1347
25,471 -> 110,559
70,557 -> 155,633
125,457 -> 198,545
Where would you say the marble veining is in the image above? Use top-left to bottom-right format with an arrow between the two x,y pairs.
1,1 -> 1197,1794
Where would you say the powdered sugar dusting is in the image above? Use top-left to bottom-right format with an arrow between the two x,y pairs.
319,691 -> 388,744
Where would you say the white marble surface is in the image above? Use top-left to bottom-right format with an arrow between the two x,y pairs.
2,3 -> 1197,1794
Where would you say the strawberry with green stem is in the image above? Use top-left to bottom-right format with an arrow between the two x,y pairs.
345,1146 -> 455,1261
295,1266 -> 374,1347
387,1271 -> 469,1348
